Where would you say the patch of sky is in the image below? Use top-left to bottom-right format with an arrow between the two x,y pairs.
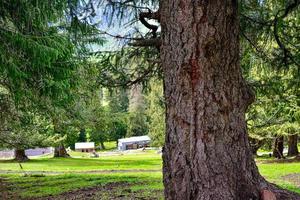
82,0 -> 160,52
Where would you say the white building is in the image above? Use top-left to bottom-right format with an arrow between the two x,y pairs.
75,142 -> 95,152
118,136 -> 151,151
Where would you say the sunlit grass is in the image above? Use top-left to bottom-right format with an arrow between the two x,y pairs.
0,150 -> 162,172
1,151 -> 299,199
258,162 -> 300,194
2,172 -> 162,198
99,141 -> 118,152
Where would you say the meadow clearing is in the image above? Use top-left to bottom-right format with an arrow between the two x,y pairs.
0,149 -> 300,200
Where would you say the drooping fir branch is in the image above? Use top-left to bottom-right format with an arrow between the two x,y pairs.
273,0 -> 300,67
241,0 -> 300,69
95,46 -> 161,88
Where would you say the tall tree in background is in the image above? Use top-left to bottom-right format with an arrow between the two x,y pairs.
78,129 -> 87,142
0,95 -> 61,161
105,88 -> 128,144
127,84 -> 149,137
0,0 -> 104,158
241,0 -> 300,159
288,134 -> 299,157
245,60 -> 300,157
146,79 -> 165,147
0,0 -> 76,159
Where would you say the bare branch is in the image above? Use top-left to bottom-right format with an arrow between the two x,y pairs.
105,0 -> 152,11
139,11 -> 160,38
99,30 -> 144,41
128,38 -> 161,47
100,65 -> 161,88
140,10 -> 160,22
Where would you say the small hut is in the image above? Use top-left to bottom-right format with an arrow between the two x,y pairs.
75,142 -> 95,153
118,136 -> 151,151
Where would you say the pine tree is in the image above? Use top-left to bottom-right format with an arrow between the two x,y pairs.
91,0 -> 300,198
146,79 -> 165,147
0,0 -> 104,158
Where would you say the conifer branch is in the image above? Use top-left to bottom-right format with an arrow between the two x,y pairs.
106,0 -> 152,11
128,38 -> 161,47
273,0 -> 300,67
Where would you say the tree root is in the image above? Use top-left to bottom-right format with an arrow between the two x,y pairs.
261,182 -> 300,200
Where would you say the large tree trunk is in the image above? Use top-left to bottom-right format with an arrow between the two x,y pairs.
14,149 -> 29,162
288,134 -> 299,157
54,144 -> 69,158
160,0 -> 299,199
273,136 -> 284,159
100,141 -> 105,150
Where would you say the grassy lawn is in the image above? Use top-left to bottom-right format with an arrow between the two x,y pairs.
258,162 -> 300,194
0,150 -> 162,172
1,150 -> 299,199
99,141 -> 118,152
1,172 -> 163,199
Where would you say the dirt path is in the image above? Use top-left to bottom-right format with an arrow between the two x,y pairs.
0,177 -> 9,199
0,177 -> 20,200
0,169 -> 161,175
31,182 -> 130,200
1,177 -> 163,200
30,182 -> 163,200
282,173 -> 300,188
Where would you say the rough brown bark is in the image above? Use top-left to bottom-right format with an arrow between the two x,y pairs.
160,0 -> 300,199
273,136 -> 284,159
14,149 -> 28,162
54,144 -> 69,158
288,134 -> 299,157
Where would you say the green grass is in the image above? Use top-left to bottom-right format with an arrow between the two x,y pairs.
258,162 -> 300,194
2,172 -> 163,198
0,150 -> 162,172
257,149 -> 272,154
1,151 -> 299,199
100,141 -> 118,152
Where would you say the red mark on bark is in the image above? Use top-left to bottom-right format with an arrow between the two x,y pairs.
190,59 -> 200,89
200,15 -> 207,23
179,0 -> 186,10
175,115 -> 190,129
200,131 -> 211,143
